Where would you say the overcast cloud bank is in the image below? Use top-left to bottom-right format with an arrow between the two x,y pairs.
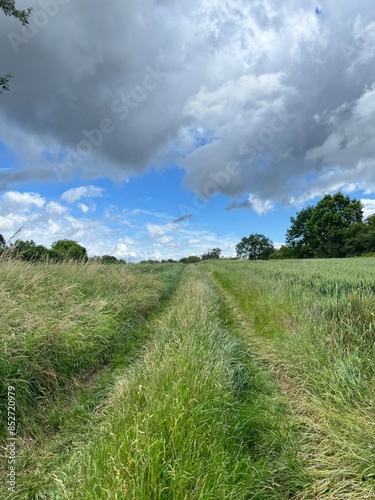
0,0 -> 374,211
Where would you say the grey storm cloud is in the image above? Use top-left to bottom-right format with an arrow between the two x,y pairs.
226,195 -> 274,216
1,0 -> 375,209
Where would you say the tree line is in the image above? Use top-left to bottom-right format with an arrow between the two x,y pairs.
175,193 -> 375,262
1,192 -> 373,263
140,248 -> 223,264
237,192 -> 375,260
0,237 -> 126,264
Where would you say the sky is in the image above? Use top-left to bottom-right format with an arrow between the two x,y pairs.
1,0 -> 375,261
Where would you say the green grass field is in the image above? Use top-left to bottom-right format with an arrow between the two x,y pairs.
0,258 -> 374,498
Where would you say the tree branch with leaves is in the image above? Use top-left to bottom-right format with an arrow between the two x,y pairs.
0,0 -> 32,93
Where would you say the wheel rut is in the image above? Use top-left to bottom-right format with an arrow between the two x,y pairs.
206,269 -> 375,500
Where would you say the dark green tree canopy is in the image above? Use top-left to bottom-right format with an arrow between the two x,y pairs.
343,213 -> 375,256
286,192 -> 364,258
0,234 -> 5,248
285,205 -> 315,258
236,233 -> 274,260
201,248 -> 222,260
179,255 -> 200,264
269,245 -> 295,259
366,214 -> 375,227
100,255 -> 119,264
11,239 -> 49,261
51,240 -> 87,261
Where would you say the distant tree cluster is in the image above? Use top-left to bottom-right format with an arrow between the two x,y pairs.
50,240 -> 87,261
179,248 -> 222,264
139,248 -> 223,265
0,236 -> 125,263
285,192 -> 373,258
236,192 -> 375,260
236,234 -> 274,260
179,255 -> 200,264
140,258 -> 177,264
201,248 -> 222,260
139,248 -> 223,264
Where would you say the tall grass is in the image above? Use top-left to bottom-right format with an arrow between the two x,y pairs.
46,268 -> 306,499
5,258 -> 372,498
0,260 -> 180,437
208,258 -> 375,497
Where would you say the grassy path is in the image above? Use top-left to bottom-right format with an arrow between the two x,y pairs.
0,261 -> 181,438
0,262 -> 183,498
205,261 -> 375,499
4,260 -> 373,498
32,265 -> 307,499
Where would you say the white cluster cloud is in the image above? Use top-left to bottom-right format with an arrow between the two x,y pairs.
361,198 -> 375,219
0,189 -> 238,260
0,189 -> 106,248
61,185 -> 104,204
1,191 -> 45,212
0,1 -> 374,212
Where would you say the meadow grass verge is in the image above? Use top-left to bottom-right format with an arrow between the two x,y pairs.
43,266 -> 306,499
207,259 -> 375,498
7,266 -> 184,499
0,260 -> 182,440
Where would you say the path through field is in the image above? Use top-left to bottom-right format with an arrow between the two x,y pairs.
205,260 -> 375,499
2,261 -> 374,499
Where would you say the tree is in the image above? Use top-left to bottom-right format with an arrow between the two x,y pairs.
286,192 -> 363,258
269,245 -> 295,259
0,0 -> 31,23
179,255 -> 200,264
285,205 -> 315,258
0,234 -> 5,248
201,248 -> 222,260
0,1 -> 32,93
100,255 -> 119,264
50,240 -> 87,261
343,214 -> 375,256
11,239 -> 49,261
0,73 -> 13,94
366,213 -> 375,227
236,233 -> 274,260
